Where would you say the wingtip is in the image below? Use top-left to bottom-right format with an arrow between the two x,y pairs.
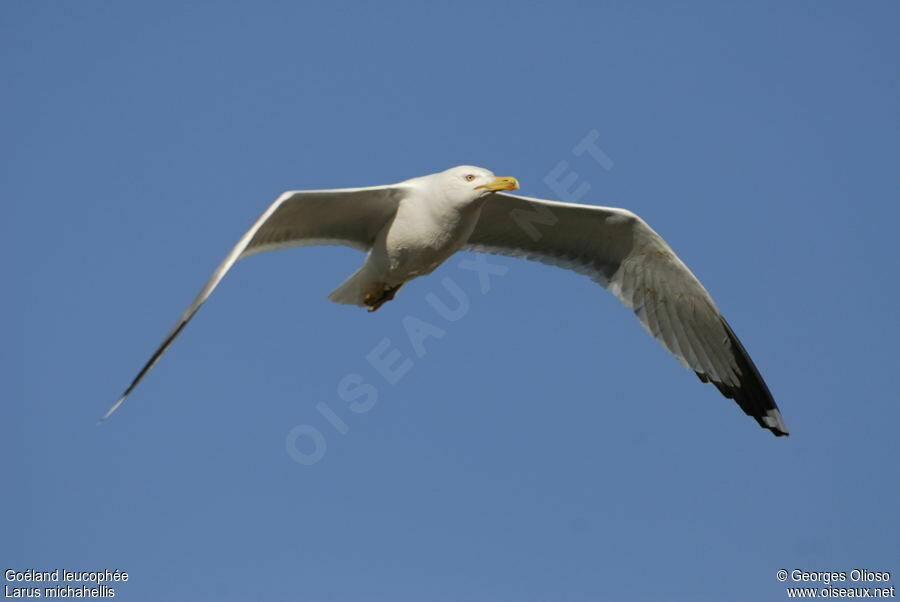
98,395 -> 127,423
713,320 -> 790,438
762,408 -> 790,437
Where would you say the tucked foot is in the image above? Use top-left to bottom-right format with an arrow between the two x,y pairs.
364,284 -> 403,312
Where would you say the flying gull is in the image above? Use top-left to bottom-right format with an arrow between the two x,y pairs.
103,165 -> 789,436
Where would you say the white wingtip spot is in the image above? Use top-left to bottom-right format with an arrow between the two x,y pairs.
99,395 -> 127,423
762,409 -> 789,436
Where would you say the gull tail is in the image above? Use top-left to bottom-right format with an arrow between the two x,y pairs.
328,266 -> 375,307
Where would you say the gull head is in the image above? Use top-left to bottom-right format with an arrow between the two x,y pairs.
433,165 -> 520,205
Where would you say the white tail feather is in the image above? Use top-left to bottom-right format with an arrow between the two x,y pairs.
328,266 -> 375,306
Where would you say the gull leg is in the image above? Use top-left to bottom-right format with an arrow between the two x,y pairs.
364,283 -> 404,312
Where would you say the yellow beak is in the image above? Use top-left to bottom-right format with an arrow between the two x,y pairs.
476,176 -> 520,192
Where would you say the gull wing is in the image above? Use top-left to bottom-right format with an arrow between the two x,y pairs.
466,192 -> 788,436
102,184 -> 404,420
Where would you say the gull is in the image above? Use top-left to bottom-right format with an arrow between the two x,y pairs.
103,165 -> 789,436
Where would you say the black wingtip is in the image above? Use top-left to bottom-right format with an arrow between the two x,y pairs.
696,319 -> 789,437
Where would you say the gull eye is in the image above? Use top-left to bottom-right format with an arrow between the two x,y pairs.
465,174 -> 476,182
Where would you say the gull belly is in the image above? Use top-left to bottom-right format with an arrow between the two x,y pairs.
373,186 -> 485,284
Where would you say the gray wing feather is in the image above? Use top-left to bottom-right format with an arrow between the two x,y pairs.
466,192 -> 788,436
102,185 -> 403,420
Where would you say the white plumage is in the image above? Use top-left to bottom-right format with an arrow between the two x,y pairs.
103,165 -> 788,436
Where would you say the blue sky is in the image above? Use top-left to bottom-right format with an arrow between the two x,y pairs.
5,1 -> 899,600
